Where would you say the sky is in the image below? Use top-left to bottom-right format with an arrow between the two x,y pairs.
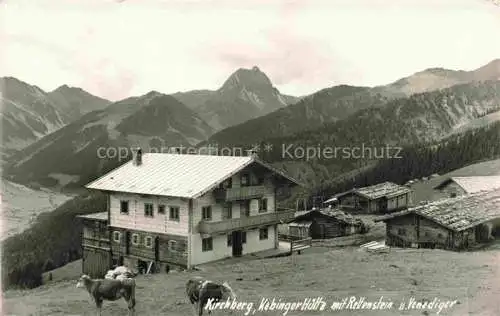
2,0 -> 500,101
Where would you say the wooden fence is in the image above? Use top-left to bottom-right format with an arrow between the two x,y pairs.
289,237 -> 313,254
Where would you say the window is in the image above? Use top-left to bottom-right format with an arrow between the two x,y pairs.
259,227 -> 268,240
259,198 -> 268,212
450,193 -> 457,198
223,203 -> 232,219
202,237 -> 213,251
220,178 -> 232,188
168,240 -> 177,252
202,206 -> 212,220
158,204 -> 166,214
438,233 -> 444,238
257,176 -> 265,185
169,206 -> 180,221
144,236 -> 153,248
120,201 -> 129,214
227,233 -> 232,247
241,174 -> 249,187
113,231 -> 121,243
398,228 -> 406,236
242,231 -> 247,244
144,203 -> 154,217
132,233 -> 140,246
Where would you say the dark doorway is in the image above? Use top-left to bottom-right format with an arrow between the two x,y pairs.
138,260 -> 148,274
241,201 -> 250,217
319,224 -> 325,239
377,198 -> 388,212
232,231 -> 243,257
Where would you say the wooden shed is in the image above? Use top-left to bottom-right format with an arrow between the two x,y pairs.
77,212 -> 112,278
280,209 -> 364,240
333,182 -> 413,213
433,176 -> 500,199
374,188 -> 500,250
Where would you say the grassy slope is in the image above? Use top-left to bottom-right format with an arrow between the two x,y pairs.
4,245 -> 500,316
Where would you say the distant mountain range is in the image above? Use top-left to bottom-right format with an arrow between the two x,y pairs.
2,59 -> 500,190
207,59 -> 500,146
384,59 -> 500,95
1,77 -> 110,158
3,92 -> 213,189
173,66 -> 298,130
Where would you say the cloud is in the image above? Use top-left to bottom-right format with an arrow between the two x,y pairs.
209,31 -> 354,88
2,0 -> 500,99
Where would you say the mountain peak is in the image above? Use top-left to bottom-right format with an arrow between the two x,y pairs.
220,66 -> 272,91
145,90 -> 162,96
53,84 -> 75,92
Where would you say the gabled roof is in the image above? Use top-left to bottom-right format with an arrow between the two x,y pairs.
293,208 -> 361,225
85,153 -> 301,198
334,182 -> 411,200
433,176 -> 500,193
374,189 -> 500,232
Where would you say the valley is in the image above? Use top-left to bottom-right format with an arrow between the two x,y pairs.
0,180 -> 73,241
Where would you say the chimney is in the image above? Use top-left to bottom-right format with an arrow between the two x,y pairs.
132,147 -> 142,166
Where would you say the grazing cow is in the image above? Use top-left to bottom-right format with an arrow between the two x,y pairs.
186,277 -> 237,316
76,274 -> 136,316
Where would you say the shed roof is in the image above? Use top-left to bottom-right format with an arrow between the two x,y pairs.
374,188 -> 500,232
86,153 -> 301,198
323,197 -> 338,204
433,176 -> 500,193
77,212 -> 108,221
333,182 -> 411,200
293,208 -> 360,225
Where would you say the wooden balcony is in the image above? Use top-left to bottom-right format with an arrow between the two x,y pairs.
198,209 -> 295,234
213,185 -> 266,201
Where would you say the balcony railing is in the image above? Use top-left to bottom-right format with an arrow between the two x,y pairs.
198,209 -> 295,234
213,185 -> 266,201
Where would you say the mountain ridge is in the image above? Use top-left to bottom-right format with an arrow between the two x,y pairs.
1,77 -> 111,158
3,91 -> 214,189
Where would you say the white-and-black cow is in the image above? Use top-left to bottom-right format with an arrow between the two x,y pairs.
77,274 -> 136,316
186,277 -> 236,316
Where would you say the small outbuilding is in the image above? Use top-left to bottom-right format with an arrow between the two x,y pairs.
433,176 -> 500,199
77,212 -> 112,278
332,182 -> 413,213
279,209 -> 365,240
374,188 -> 500,250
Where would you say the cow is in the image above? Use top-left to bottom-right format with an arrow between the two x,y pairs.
76,274 -> 136,316
186,277 -> 237,316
